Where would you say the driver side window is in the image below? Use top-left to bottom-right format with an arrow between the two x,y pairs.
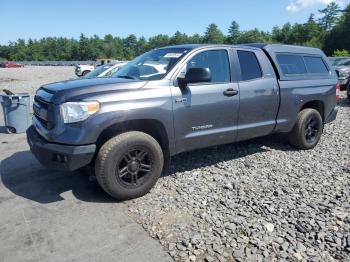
186,50 -> 231,83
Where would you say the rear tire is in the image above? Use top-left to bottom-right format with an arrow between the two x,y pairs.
95,131 -> 163,201
288,109 -> 323,150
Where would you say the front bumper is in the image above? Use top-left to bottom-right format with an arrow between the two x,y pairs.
26,126 -> 96,171
75,68 -> 82,77
325,108 -> 338,124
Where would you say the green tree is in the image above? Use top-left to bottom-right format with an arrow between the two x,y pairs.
136,37 -> 149,56
170,31 -> 189,45
318,2 -> 341,31
188,34 -> 203,44
237,29 -> 271,44
333,49 -> 350,56
324,4 -> 350,55
272,23 -> 293,43
148,34 -> 170,49
203,23 -> 224,44
2,6 -> 350,62
123,34 -> 138,59
226,21 -> 240,44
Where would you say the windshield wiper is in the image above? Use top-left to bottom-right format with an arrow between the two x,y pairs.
116,75 -> 138,80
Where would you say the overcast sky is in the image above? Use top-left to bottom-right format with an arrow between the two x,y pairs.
0,0 -> 348,44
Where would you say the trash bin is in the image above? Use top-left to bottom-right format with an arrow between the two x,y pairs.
0,93 -> 30,134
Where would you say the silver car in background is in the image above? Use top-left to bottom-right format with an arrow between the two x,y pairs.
335,58 -> 350,91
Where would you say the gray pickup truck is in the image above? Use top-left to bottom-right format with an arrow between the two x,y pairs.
27,44 -> 338,200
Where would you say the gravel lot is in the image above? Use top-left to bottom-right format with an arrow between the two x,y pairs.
1,66 -> 349,262
0,66 -> 76,121
128,96 -> 350,262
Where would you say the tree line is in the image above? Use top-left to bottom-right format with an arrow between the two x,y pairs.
0,2 -> 349,61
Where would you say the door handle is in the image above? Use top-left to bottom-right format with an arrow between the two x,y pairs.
223,88 -> 238,97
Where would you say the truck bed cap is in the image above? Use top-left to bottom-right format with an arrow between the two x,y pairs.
240,43 -> 324,56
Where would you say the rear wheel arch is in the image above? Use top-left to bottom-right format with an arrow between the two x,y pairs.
300,100 -> 325,122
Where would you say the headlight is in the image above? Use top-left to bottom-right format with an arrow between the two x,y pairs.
60,101 -> 100,123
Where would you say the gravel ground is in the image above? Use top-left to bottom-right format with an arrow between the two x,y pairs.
0,66 -> 349,262
127,96 -> 350,262
0,66 -> 76,123
0,66 -> 76,94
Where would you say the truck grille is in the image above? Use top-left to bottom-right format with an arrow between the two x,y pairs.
33,96 -> 55,129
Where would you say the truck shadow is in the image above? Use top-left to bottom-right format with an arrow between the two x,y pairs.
0,126 -> 8,134
0,134 -> 292,204
167,134 -> 293,175
0,151 -> 115,204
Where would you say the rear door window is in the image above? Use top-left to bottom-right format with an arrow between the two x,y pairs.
276,54 -> 307,75
237,50 -> 262,81
303,56 -> 329,74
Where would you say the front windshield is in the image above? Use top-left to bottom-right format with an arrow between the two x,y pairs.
111,48 -> 190,81
342,60 -> 350,66
83,64 -> 113,78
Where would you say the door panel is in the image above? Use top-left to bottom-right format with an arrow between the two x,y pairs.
171,49 -> 239,154
172,82 -> 239,153
235,49 -> 280,141
237,78 -> 279,141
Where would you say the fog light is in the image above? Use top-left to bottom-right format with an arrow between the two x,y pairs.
55,154 -> 68,163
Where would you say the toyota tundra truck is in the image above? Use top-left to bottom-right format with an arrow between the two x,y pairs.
27,44 -> 339,200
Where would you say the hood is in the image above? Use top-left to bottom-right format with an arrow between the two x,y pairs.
38,77 -> 147,104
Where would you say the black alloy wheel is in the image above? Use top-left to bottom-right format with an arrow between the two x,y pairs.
95,131 -> 164,200
304,117 -> 321,144
117,148 -> 153,188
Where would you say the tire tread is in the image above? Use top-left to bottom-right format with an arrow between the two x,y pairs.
288,108 -> 322,150
95,131 -> 163,200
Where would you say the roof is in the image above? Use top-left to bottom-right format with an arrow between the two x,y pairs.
240,43 -> 324,56
159,43 -> 324,56
160,44 -> 261,52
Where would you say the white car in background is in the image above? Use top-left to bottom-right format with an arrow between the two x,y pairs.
75,64 -> 95,77
83,63 -> 127,79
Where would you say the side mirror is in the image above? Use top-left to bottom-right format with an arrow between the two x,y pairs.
178,67 -> 211,89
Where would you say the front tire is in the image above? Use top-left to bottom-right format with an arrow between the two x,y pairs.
82,70 -> 90,76
6,126 -> 16,134
288,109 -> 323,150
95,131 -> 164,201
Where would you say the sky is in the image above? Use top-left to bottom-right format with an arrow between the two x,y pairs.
0,0 -> 348,44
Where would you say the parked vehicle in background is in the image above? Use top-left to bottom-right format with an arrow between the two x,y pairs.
347,84 -> 350,102
111,61 -> 167,80
336,68 -> 350,91
329,57 -> 350,66
103,62 -> 127,77
0,61 -> 24,68
334,59 -> 350,91
83,64 -> 113,78
75,64 -> 95,77
83,62 -> 126,79
27,44 -> 338,201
